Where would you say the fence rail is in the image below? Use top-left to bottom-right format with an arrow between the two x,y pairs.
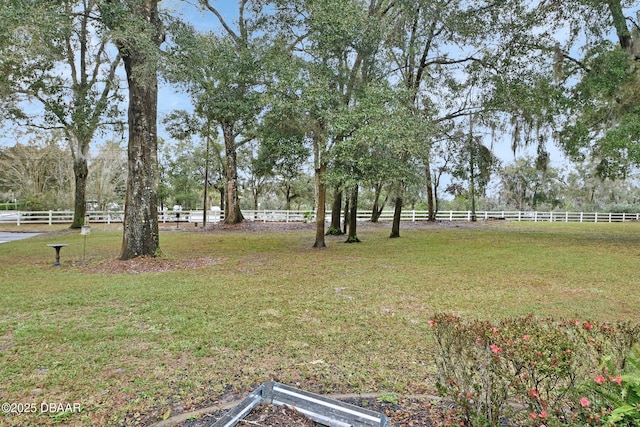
1,209 -> 639,226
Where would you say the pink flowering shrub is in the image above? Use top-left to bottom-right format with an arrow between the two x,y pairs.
430,313 -> 512,425
429,314 -> 639,426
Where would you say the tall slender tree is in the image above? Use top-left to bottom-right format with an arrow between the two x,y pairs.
0,0 -> 123,228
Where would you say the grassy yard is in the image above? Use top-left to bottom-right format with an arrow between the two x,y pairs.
0,221 -> 638,426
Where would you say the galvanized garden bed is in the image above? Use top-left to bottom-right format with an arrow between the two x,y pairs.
211,381 -> 390,427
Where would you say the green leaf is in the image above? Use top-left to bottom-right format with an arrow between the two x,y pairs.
162,408 -> 171,420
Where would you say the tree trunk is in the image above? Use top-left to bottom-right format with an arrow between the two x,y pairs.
202,134 -> 211,227
433,177 -> 440,216
470,155 -> 477,222
222,121 -> 243,224
285,182 -> 293,211
327,185 -> 343,235
390,190 -> 403,239
119,49 -> 160,260
607,0 -> 632,51
426,166 -> 436,221
313,163 -> 327,248
71,155 -> 88,229
345,185 -> 360,243
370,180 -> 385,222
342,189 -> 349,235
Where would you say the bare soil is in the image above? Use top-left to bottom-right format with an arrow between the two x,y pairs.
177,397 -> 461,427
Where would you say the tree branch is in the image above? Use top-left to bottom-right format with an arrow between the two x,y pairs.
201,0 -> 239,42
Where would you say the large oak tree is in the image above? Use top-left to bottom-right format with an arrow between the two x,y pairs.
101,0 -> 163,259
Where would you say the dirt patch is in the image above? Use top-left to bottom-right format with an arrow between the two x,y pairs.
88,256 -> 222,274
189,219 -> 480,234
243,404 -> 317,426
193,221 -> 318,233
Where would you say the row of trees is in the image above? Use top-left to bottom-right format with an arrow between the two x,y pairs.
1,0 -> 639,258
3,135 -> 639,217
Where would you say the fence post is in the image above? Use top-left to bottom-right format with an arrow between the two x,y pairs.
49,210 -> 53,225
565,212 -> 569,222
449,211 -> 453,221
622,212 -> 626,222
412,210 -> 416,222
534,211 -> 538,222
595,212 -> 598,223
609,213 -> 612,223
17,211 -> 21,226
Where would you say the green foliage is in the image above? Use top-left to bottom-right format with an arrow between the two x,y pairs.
560,46 -> 640,177
575,348 -> 640,426
430,314 -> 640,426
158,136 -> 213,209
164,14 -> 268,129
497,156 -> 564,211
377,391 -> 399,405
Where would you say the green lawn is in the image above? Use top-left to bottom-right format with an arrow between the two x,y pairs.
0,221 -> 638,426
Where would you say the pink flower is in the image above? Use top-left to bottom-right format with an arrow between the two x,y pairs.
523,334 -> 531,341
594,375 -> 606,385
428,319 -> 436,326
490,344 -> 502,353
528,389 -> 539,399
611,376 -> 622,386
539,410 -> 547,419
584,321 -> 594,330
540,424 -> 547,427
580,397 -> 591,407
530,412 -> 537,420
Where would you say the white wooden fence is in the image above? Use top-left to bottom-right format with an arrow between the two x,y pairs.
1,209 -> 639,226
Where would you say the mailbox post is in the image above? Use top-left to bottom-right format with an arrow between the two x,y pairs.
81,214 -> 90,262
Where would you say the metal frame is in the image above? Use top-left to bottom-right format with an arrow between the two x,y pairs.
211,382 -> 390,427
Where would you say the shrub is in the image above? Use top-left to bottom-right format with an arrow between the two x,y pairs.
429,314 -> 640,426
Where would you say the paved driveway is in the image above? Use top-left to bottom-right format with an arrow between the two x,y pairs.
0,232 -> 41,244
